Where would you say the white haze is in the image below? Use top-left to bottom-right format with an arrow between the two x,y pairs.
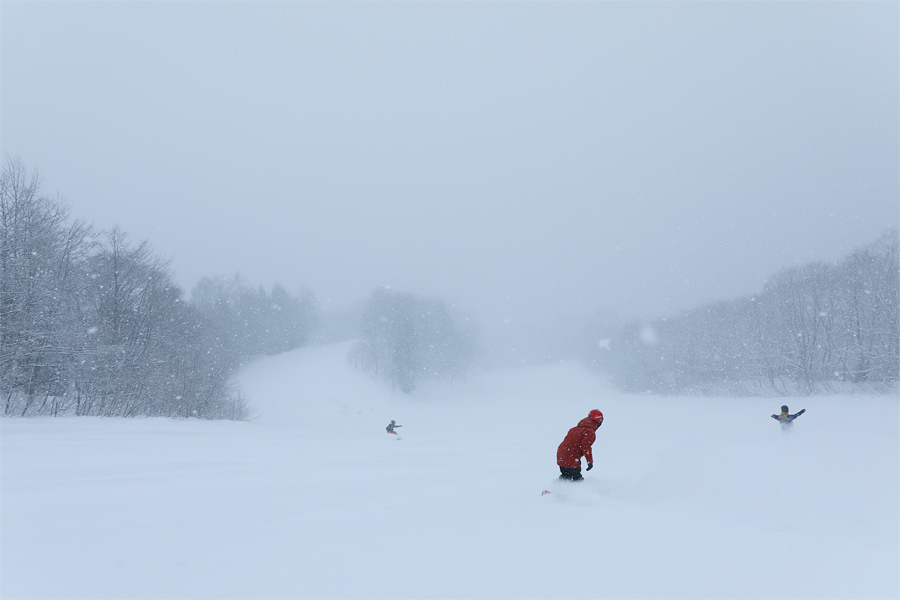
1,2 -> 898,346
2,342 -> 897,599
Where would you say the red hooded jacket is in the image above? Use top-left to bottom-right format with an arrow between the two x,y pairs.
557,417 -> 599,469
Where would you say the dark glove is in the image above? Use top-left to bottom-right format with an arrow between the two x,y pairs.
798,409 -> 805,415
586,463 -> 593,471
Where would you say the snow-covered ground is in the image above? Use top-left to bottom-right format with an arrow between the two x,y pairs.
2,341 -> 898,599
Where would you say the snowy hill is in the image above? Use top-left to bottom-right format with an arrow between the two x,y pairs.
2,342 -> 898,599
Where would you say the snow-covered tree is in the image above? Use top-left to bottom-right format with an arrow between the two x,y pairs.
352,286 -> 477,393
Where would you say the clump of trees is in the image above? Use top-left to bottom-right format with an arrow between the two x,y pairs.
0,158 -> 319,419
349,285 -> 478,392
596,229 -> 899,395
191,275 -> 319,360
0,157 -> 477,418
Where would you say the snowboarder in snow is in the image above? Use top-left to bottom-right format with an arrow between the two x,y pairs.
771,405 -> 805,431
386,420 -> 402,437
556,409 -> 603,481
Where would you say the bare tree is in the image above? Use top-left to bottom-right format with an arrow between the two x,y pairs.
1,157 -> 93,415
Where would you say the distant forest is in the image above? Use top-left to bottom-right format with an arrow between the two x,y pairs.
0,158 -> 477,418
582,229 -> 899,395
2,158 -> 897,419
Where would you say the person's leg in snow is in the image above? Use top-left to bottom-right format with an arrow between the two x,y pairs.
558,467 -> 583,481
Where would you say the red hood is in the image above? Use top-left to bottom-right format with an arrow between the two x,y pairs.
577,416 -> 600,430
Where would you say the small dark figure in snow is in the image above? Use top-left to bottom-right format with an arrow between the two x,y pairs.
556,409 -> 603,481
386,420 -> 402,437
772,405 -> 806,431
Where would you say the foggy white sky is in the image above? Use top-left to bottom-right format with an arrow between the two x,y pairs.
2,2 -> 898,332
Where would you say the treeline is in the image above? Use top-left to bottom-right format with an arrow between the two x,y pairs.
5,156 -> 894,410
348,286 -> 478,392
0,158 -> 321,419
593,229 -> 899,395
1,158 -> 480,418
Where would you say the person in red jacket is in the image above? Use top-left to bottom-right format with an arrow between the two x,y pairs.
557,409 -> 603,481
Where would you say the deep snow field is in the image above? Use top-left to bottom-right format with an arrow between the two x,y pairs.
2,341 -> 898,599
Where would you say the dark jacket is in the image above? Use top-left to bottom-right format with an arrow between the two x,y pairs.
771,409 -> 805,423
557,417 -> 600,469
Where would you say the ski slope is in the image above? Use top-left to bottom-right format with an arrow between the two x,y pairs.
2,341 -> 898,599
